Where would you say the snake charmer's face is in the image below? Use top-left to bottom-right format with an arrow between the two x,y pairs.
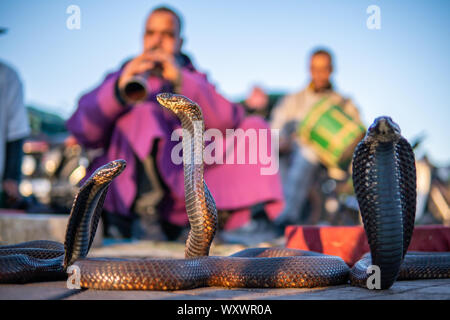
143,11 -> 183,56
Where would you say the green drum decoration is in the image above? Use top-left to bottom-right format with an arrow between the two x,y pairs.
298,97 -> 366,170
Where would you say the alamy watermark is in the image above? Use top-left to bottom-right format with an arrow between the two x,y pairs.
366,5 -> 381,30
66,5 -> 81,30
170,122 -> 279,175
366,264 -> 381,289
66,265 -> 81,289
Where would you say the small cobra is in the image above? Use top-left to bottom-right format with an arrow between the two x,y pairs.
0,160 -> 126,283
0,95 -> 448,290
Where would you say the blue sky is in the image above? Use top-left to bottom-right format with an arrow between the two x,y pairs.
1,0 -> 449,165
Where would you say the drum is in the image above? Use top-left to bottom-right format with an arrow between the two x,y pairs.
298,96 -> 366,170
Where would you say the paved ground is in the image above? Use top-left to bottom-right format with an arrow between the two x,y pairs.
1,279 -> 449,300
1,240 -> 449,300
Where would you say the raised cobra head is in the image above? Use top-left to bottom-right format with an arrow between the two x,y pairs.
156,93 -> 203,121
89,159 -> 127,184
366,116 -> 401,143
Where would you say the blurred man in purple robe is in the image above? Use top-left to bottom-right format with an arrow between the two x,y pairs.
67,6 -> 283,242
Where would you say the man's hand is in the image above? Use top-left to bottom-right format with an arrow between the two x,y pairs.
146,50 -> 181,83
118,50 -> 180,90
245,87 -> 268,111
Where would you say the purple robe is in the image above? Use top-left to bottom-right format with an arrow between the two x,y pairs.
66,65 -> 284,227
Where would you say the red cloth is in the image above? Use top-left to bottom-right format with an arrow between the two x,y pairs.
285,225 -> 450,266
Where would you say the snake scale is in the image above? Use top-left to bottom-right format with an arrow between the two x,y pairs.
0,93 -> 449,290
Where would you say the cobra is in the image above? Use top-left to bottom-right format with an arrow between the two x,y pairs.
349,116 -> 449,288
0,95 -> 448,290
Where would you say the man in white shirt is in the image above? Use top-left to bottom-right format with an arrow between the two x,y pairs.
271,48 -> 360,225
0,29 -> 31,207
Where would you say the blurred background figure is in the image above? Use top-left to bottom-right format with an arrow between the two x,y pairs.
271,48 -> 362,226
66,6 -> 283,242
239,85 -> 284,120
0,28 -> 31,210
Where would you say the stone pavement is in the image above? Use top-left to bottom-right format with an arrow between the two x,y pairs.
0,240 -> 449,300
0,279 -> 449,300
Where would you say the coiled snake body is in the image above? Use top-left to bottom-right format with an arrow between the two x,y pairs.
0,94 -> 449,290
